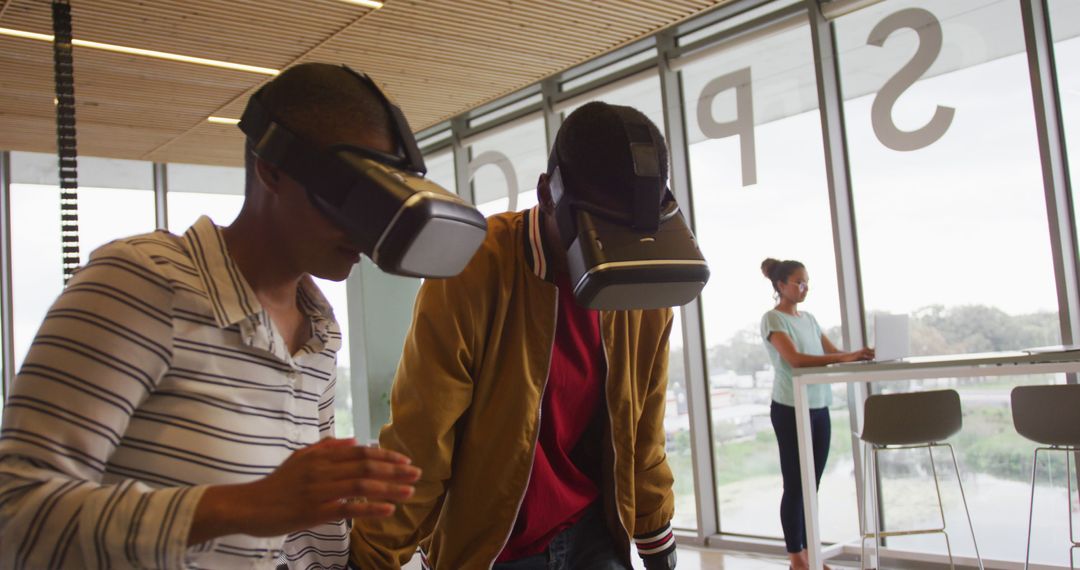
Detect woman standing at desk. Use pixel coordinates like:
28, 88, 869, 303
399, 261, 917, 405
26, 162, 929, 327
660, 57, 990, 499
760, 258, 873, 570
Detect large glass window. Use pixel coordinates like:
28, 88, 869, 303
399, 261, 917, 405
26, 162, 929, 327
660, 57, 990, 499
423, 149, 456, 196
561, 49, 656, 92
836, 0, 1064, 562
467, 115, 546, 216
10, 181, 63, 371
1050, 0, 1080, 238
680, 19, 858, 542
559, 71, 664, 135
167, 162, 245, 232
838, 0, 1058, 353
311, 275, 354, 438
664, 309, 698, 530
11, 153, 155, 370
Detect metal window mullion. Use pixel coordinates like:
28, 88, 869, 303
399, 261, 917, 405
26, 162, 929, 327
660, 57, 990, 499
153, 162, 168, 230
0, 151, 14, 403
450, 117, 473, 204
1021, 0, 1080, 384
556, 36, 657, 89
346, 270, 371, 443
541, 78, 561, 153
806, 0, 872, 559
657, 30, 719, 538
1021, 0, 1080, 498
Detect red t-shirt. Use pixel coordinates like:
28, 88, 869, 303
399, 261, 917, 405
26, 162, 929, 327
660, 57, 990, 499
496, 275, 604, 562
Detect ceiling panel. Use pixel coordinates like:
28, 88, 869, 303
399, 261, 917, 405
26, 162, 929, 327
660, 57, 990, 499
0, 0, 729, 166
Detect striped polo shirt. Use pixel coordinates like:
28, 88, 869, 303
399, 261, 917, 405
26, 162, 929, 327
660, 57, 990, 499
0, 216, 348, 569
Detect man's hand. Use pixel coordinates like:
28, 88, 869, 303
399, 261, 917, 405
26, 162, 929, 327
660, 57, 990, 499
189, 438, 421, 545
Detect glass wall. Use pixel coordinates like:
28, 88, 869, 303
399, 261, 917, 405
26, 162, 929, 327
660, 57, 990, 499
467, 115, 546, 216
10, 152, 156, 369
560, 71, 665, 130
678, 18, 857, 543
313, 275, 354, 438
0, 304, 3, 424
424, 148, 456, 196
665, 310, 699, 530
838, 0, 1059, 354
167, 162, 245, 231
1051, 0, 1080, 240
10, 180, 62, 371
835, 0, 1065, 562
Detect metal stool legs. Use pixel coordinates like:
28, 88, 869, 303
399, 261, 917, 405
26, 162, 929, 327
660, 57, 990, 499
860, 443, 983, 570
1072, 451, 1079, 570
1025, 446, 1080, 570
944, 443, 983, 569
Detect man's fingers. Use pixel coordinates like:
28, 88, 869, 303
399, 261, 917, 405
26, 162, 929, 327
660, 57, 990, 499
297, 437, 357, 457
319, 444, 412, 465
316, 460, 421, 483
311, 478, 416, 503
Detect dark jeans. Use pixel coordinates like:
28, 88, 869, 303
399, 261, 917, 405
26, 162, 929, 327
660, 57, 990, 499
771, 401, 831, 554
493, 504, 629, 570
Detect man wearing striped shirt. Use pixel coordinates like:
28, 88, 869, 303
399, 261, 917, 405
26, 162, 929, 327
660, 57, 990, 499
0, 63, 421, 568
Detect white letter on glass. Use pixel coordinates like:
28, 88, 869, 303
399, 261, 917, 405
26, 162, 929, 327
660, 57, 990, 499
868, 8, 955, 152
468, 151, 519, 212
697, 67, 756, 187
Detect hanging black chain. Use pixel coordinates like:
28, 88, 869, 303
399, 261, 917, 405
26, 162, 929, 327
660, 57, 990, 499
52, 0, 79, 283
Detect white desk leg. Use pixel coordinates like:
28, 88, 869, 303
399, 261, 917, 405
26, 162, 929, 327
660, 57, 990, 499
794, 379, 823, 570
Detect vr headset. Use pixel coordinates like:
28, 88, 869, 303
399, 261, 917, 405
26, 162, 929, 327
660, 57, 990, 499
239, 65, 487, 278
549, 110, 709, 310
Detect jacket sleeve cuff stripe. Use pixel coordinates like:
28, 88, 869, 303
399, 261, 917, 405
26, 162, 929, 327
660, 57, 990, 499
634, 522, 675, 556
634, 522, 672, 544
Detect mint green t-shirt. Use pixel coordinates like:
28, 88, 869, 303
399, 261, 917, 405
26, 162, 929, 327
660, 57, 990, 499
760, 310, 832, 408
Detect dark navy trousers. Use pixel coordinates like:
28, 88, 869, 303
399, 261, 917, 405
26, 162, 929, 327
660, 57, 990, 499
771, 401, 831, 554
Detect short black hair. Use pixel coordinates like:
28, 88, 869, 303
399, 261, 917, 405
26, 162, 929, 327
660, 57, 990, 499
243, 62, 395, 190
256, 62, 393, 147
549, 101, 669, 206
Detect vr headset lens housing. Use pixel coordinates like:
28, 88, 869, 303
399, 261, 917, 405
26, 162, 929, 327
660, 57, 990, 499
550, 110, 709, 310
239, 65, 487, 278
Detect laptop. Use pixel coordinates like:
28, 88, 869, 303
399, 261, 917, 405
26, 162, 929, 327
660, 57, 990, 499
827, 313, 910, 367
872, 313, 910, 362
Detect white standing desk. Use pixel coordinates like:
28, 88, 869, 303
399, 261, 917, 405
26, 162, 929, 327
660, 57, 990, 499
791, 350, 1080, 570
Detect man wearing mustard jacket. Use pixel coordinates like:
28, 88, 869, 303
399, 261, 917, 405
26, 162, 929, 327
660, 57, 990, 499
351, 102, 678, 570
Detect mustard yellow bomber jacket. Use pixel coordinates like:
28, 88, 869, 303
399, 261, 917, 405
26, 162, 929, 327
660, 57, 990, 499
350, 207, 676, 569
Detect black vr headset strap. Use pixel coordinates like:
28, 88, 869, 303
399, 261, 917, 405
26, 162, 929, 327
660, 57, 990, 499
387, 103, 426, 176
339, 65, 428, 176
549, 164, 580, 249
238, 87, 272, 143
613, 108, 664, 233
238, 91, 353, 205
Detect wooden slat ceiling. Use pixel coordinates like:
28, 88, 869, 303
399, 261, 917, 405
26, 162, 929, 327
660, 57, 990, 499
0, 0, 726, 166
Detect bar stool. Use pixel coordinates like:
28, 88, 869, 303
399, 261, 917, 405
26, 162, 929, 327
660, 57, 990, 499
859, 389, 983, 570
1011, 384, 1080, 570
